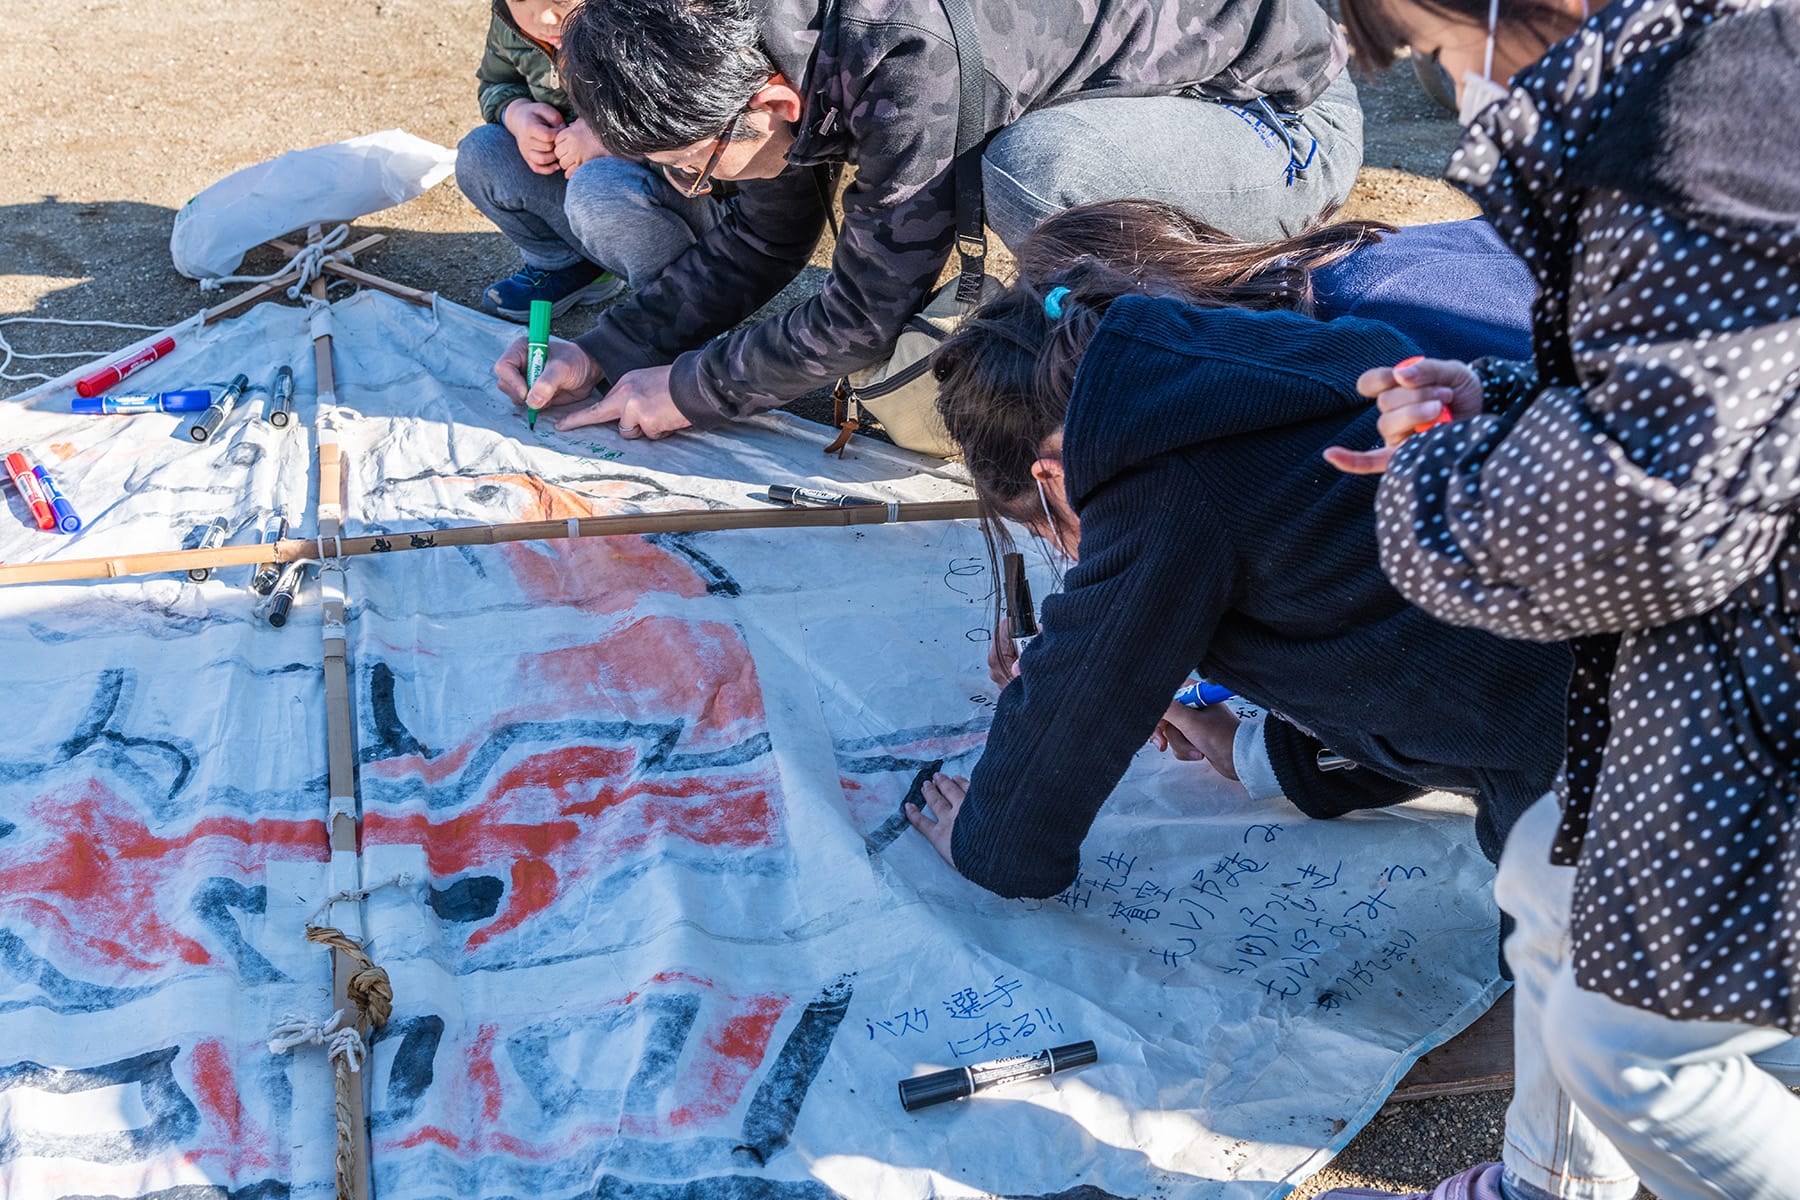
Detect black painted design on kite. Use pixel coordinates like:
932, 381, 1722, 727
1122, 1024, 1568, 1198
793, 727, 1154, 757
734, 973, 855, 1166
0, 930, 160, 1015
371, 1014, 444, 1125
644, 533, 743, 598
0, 1046, 198, 1166
362, 661, 433, 764
428, 875, 505, 923
864, 762, 942, 857
190, 878, 286, 984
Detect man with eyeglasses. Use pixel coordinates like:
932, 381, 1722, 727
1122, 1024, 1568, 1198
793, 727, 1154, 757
496, 0, 1363, 441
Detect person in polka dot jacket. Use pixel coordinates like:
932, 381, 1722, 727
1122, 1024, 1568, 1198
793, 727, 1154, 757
1322, 0, 1800, 1197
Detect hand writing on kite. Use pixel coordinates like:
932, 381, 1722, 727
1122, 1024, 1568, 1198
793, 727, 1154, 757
1322, 356, 1485, 475
495, 336, 605, 417
557, 365, 693, 439
905, 771, 968, 867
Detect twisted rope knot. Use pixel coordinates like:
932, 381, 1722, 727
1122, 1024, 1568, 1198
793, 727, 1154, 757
305, 924, 394, 1032
199, 223, 354, 297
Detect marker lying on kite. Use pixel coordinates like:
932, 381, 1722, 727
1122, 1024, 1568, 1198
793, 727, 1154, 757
898, 1041, 1098, 1112
71, 388, 212, 415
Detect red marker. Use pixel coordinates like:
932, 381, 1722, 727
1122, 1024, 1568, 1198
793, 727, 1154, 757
1396, 355, 1454, 434
74, 336, 177, 398
5, 452, 57, 531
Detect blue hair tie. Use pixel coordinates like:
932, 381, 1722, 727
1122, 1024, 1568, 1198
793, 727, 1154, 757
1043, 286, 1071, 319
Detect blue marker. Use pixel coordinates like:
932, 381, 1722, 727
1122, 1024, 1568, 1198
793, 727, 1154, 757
71, 389, 212, 415
30, 465, 81, 533
1175, 679, 1235, 709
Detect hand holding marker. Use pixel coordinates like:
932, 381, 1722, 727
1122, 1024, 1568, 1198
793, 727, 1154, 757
525, 300, 552, 430
1399, 355, 1453, 433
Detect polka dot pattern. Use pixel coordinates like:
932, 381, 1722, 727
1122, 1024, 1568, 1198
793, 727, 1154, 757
1373, 0, 1800, 1031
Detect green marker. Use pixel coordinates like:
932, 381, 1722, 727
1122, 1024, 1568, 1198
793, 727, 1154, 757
525, 299, 552, 430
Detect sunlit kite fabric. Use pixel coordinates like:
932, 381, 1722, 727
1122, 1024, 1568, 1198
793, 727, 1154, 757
0, 292, 1504, 1200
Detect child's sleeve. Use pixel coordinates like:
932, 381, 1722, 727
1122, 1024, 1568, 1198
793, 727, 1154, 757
477, 16, 533, 125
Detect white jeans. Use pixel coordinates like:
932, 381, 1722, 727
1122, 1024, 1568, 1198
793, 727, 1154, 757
1495, 794, 1800, 1200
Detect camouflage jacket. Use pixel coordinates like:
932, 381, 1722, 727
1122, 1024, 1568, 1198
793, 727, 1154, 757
476, 0, 571, 125
573, 0, 1347, 428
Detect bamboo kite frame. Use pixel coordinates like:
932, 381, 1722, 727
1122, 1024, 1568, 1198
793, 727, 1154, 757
0, 500, 985, 586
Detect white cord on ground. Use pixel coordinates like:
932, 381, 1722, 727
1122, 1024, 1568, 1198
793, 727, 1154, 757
0, 316, 170, 385
199, 223, 354, 299
268, 1009, 366, 1071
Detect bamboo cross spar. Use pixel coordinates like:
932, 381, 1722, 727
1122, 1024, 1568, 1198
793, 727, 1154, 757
0, 499, 985, 587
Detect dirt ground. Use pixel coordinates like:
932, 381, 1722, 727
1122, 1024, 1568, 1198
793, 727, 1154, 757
0, 2, 1547, 1194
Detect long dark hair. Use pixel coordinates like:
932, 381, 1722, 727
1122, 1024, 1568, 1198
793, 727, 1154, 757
1339, 0, 1582, 74
934, 199, 1391, 522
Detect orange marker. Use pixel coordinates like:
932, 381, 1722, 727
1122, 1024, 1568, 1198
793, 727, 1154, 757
1395, 355, 1453, 434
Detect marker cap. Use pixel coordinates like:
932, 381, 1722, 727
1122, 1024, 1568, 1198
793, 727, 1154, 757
897, 1066, 972, 1112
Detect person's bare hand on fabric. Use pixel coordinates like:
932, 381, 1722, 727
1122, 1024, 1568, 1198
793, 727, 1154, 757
556, 365, 693, 439
502, 100, 566, 175
1150, 701, 1240, 780
905, 772, 968, 867
1323, 356, 1484, 475
496, 337, 605, 419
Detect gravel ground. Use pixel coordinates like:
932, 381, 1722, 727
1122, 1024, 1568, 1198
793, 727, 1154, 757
0, 2, 1567, 1195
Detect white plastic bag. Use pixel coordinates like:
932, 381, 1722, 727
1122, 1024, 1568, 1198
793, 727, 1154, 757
170, 129, 456, 280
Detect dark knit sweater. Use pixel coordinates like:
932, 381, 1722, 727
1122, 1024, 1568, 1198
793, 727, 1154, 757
949, 297, 1572, 899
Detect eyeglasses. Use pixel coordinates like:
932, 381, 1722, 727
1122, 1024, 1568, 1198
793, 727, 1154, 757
660, 102, 751, 199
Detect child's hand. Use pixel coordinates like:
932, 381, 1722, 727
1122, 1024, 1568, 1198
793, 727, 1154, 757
1323, 356, 1485, 475
554, 119, 609, 175
904, 772, 968, 867
1150, 702, 1239, 779
503, 100, 567, 175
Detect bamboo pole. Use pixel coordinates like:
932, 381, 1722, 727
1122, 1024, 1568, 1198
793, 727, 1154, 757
308, 257, 376, 1200
0, 499, 984, 586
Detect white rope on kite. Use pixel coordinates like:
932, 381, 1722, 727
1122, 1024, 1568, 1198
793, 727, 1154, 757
303, 872, 417, 928
268, 1009, 367, 1072
199, 222, 354, 299
0, 315, 169, 385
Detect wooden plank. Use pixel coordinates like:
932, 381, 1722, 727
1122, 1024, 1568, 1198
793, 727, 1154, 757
322, 259, 434, 307
1391, 990, 1514, 1101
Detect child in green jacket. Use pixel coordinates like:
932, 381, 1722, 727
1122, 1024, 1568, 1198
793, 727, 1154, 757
458, 0, 724, 321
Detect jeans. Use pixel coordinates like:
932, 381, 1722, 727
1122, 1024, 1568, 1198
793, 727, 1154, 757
1495, 794, 1800, 1200
454, 122, 723, 286
980, 70, 1363, 249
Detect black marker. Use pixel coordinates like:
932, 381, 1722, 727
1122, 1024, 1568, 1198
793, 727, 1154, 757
268, 560, 309, 627
767, 483, 881, 508
191, 372, 250, 443
250, 514, 289, 595
898, 1040, 1097, 1112
186, 515, 231, 583
1002, 551, 1038, 656
267, 365, 294, 428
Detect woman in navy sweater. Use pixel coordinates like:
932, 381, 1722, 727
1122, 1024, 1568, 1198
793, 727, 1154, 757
902, 200, 1570, 899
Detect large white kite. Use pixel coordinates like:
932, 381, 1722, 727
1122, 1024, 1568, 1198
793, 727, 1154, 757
0, 291, 1503, 1200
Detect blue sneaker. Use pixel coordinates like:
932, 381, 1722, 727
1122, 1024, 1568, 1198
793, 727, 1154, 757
482, 261, 624, 322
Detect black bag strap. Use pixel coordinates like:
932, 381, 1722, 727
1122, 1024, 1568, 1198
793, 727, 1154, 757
937, 0, 989, 305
